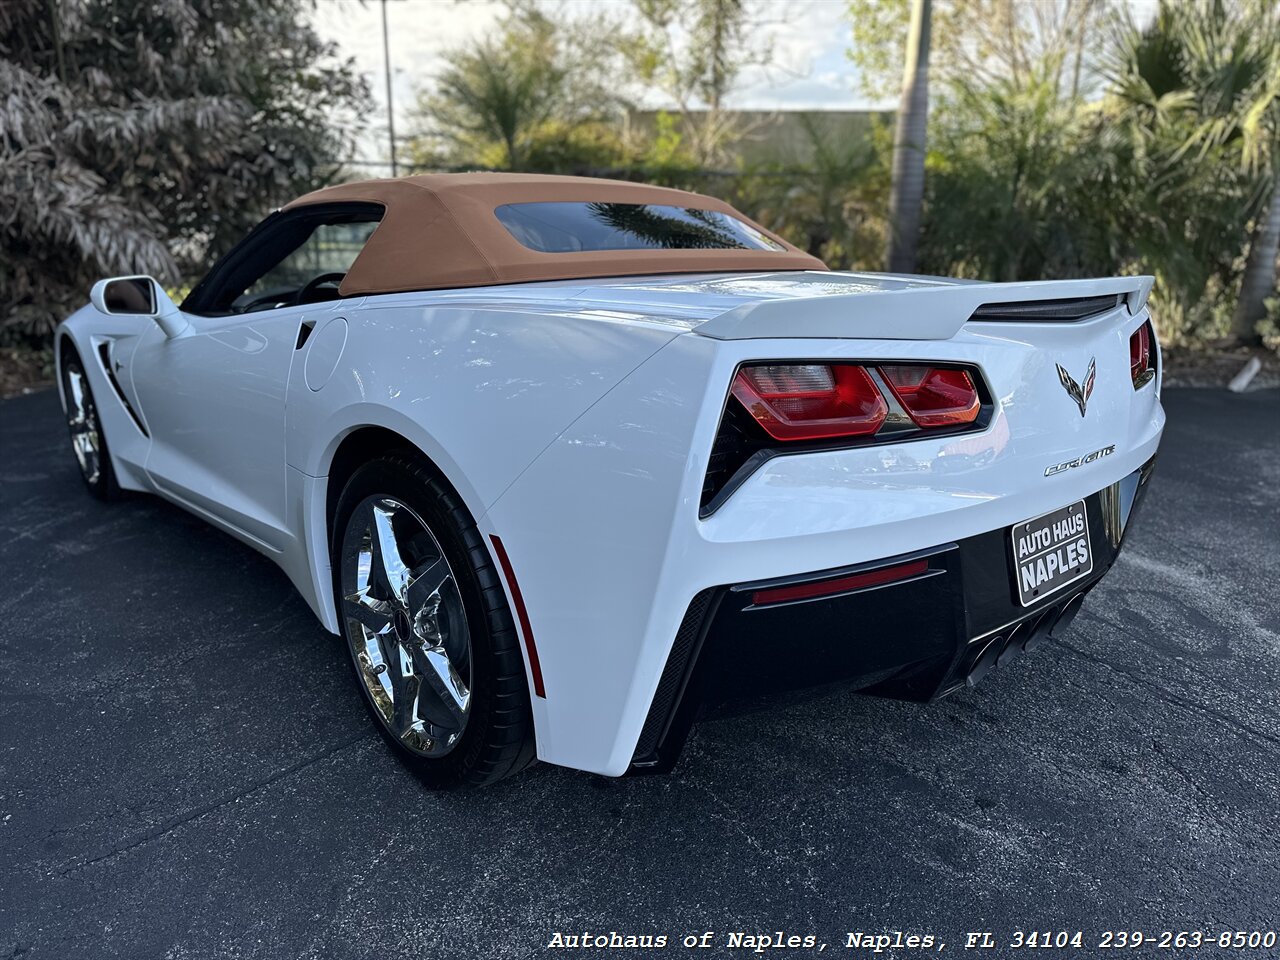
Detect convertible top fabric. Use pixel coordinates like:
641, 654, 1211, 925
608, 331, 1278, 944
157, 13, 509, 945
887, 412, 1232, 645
285, 173, 828, 297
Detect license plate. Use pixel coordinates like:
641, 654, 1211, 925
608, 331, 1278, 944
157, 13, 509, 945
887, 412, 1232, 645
1010, 500, 1093, 607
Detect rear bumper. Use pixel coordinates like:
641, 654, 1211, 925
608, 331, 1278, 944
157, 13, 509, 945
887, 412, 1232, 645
629, 457, 1156, 774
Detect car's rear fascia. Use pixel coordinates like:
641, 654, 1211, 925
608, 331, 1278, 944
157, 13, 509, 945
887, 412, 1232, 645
483, 304, 1164, 777
629, 457, 1156, 773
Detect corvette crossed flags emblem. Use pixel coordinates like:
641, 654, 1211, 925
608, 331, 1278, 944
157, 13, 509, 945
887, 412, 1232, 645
1056, 358, 1096, 417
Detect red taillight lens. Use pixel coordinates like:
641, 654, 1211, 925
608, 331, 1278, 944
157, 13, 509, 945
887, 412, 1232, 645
877, 366, 981, 427
731, 363, 887, 441
1130, 322, 1153, 388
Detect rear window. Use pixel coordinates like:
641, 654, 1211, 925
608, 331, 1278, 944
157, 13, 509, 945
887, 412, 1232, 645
494, 201, 784, 254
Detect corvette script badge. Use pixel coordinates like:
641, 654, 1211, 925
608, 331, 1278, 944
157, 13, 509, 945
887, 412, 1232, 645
1056, 357, 1096, 417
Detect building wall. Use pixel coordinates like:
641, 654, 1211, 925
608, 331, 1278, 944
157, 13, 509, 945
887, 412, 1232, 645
626, 109, 889, 166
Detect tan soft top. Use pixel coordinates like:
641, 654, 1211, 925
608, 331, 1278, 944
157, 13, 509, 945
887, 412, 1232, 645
285, 173, 827, 297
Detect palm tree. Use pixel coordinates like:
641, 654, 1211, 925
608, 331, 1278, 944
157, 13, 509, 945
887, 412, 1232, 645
427, 25, 567, 172
886, 0, 932, 273
1231, 18, 1280, 343
1109, 0, 1280, 344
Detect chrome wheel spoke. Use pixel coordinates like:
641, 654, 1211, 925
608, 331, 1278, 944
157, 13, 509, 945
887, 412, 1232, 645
387, 647, 422, 740
410, 642, 471, 725
66, 373, 87, 420
404, 557, 450, 613
343, 593, 395, 635
370, 502, 412, 602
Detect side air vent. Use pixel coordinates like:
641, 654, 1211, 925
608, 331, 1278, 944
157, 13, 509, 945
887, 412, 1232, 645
96, 342, 149, 437
968, 294, 1123, 323
630, 587, 719, 770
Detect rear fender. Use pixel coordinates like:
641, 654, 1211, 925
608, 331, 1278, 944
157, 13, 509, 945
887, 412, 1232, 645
284, 296, 680, 636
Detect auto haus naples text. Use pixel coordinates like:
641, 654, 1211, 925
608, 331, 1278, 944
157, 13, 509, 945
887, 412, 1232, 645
1015, 508, 1090, 595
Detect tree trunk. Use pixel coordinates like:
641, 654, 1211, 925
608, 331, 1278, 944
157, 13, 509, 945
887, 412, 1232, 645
886, 0, 932, 274
46, 0, 67, 83
1233, 178, 1280, 344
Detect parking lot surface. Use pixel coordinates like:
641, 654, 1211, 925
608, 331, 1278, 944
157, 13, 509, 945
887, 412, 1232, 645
1, 387, 1278, 958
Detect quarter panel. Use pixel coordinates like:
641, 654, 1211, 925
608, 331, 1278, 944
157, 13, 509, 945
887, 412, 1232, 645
285, 294, 680, 633
481, 333, 720, 774
286, 296, 680, 512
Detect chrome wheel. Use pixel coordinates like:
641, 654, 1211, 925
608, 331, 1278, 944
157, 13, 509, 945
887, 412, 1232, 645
63, 362, 101, 485
340, 496, 472, 757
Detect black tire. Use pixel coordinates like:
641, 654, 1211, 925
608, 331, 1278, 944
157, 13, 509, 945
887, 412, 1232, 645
60, 344, 120, 501
331, 452, 536, 789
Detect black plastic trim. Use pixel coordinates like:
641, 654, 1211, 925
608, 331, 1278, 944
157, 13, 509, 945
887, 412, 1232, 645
968, 294, 1123, 322
182, 202, 384, 316
296, 320, 316, 350
629, 587, 725, 772
96, 342, 148, 437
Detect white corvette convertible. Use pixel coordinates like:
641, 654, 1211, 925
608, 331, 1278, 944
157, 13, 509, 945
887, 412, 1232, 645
56, 173, 1163, 786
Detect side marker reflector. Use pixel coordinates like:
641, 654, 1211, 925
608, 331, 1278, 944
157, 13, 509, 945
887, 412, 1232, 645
751, 559, 930, 606
489, 534, 546, 699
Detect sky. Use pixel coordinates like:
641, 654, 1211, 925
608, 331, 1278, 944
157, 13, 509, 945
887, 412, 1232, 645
310, 0, 1161, 170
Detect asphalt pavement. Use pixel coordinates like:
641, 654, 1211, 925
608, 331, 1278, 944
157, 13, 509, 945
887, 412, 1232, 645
1, 387, 1278, 959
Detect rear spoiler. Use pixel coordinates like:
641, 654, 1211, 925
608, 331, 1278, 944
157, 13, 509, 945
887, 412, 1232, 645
695, 275, 1155, 341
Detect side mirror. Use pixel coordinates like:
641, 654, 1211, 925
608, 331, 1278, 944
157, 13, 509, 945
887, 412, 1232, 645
90, 275, 189, 339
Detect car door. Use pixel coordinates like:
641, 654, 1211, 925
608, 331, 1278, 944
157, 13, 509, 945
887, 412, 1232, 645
127, 204, 382, 552
128, 309, 303, 550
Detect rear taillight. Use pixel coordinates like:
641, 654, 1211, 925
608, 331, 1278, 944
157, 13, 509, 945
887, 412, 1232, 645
730, 363, 887, 441
704, 360, 989, 515
1130, 321, 1154, 389
730, 362, 985, 442
877, 366, 981, 427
